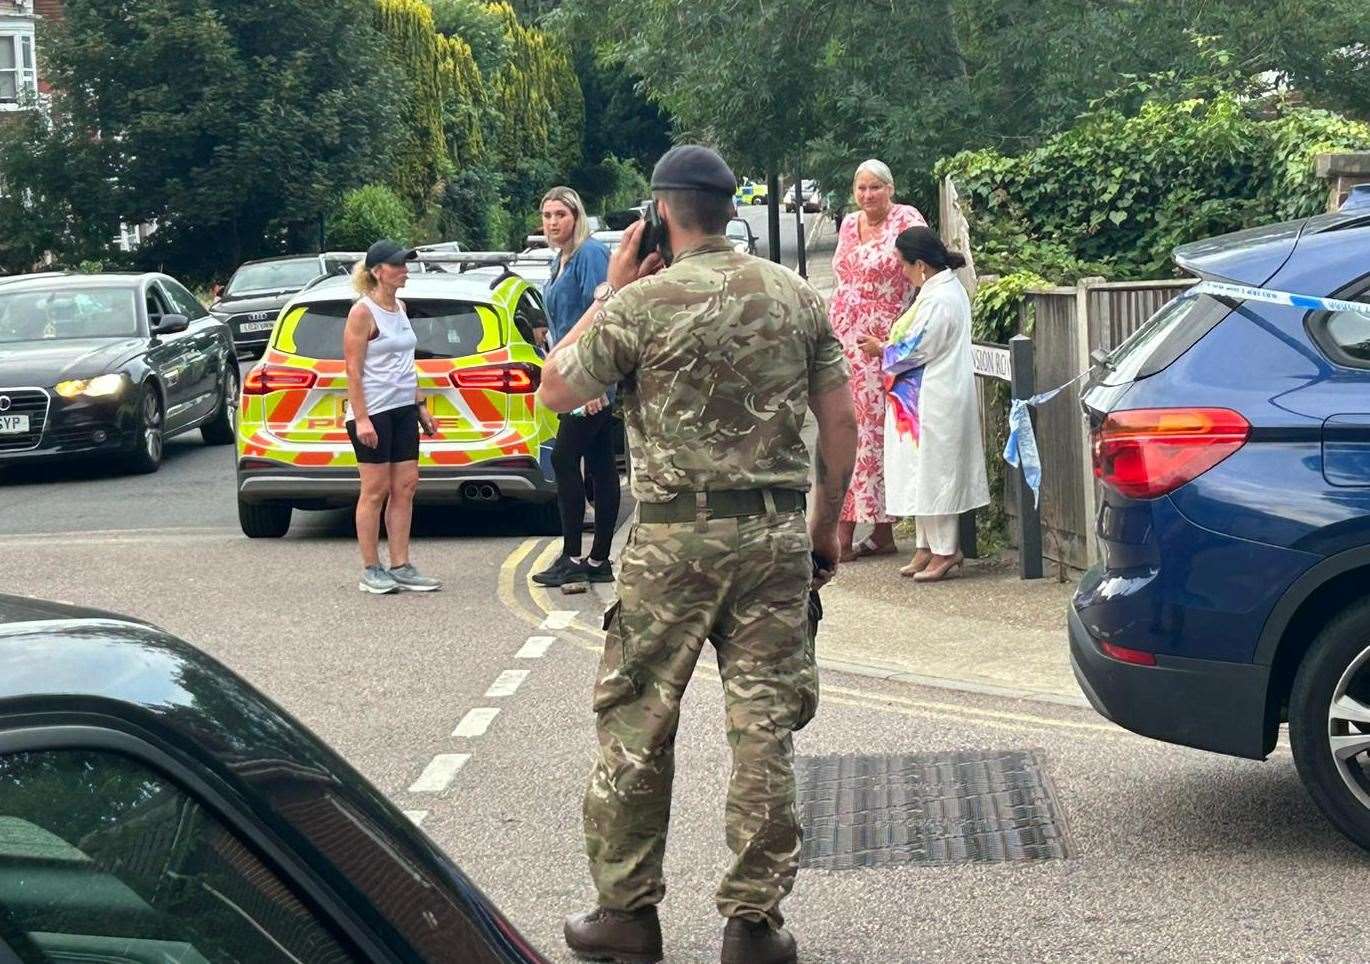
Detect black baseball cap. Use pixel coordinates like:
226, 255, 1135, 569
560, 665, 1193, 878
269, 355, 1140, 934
365, 239, 417, 269
650, 145, 737, 197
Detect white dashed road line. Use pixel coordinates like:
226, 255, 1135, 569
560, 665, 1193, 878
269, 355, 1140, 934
408, 753, 471, 793
403, 810, 429, 827
540, 611, 578, 630
516, 635, 557, 659
452, 707, 501, 738
485, 669, 531, 697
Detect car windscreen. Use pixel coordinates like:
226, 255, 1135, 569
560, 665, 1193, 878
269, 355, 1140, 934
287, 299, 494, 359
226, 259, 320, 296
726, 222, 749, 241
0, 287, 140, 343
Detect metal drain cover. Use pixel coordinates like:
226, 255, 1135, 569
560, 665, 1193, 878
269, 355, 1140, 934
794, 750, 1072, 870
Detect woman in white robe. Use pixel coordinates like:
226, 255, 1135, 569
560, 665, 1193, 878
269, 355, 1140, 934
858, 226, 988, 582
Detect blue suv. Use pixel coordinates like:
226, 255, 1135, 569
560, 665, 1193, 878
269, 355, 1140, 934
1070, 209, 1370, 850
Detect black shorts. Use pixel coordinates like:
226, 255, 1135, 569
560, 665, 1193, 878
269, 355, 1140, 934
346, 404, 420, 464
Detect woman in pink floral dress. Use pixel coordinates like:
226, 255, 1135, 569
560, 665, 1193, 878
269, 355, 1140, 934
828, 159, 927, 560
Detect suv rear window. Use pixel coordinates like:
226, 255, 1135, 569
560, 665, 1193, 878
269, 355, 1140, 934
287, 299, 492, 360
1101, 293, 1232, 386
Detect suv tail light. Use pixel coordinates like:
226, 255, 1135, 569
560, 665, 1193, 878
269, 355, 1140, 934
1092, 407, 1249, 499
451, 364, 539, 394
242, 365, 318, 395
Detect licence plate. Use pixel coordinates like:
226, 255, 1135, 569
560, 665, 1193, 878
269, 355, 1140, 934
0, 415, 30, 434
240, 320, 274, 333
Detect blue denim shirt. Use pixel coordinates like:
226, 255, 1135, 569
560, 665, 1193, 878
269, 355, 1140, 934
545, 238, 611, 346
545, 238, 613, 407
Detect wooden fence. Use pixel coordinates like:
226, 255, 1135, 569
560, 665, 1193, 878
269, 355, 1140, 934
1005, 278, 1197, 571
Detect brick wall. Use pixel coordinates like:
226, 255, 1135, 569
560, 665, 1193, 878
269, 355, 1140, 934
34, 0, 62, 21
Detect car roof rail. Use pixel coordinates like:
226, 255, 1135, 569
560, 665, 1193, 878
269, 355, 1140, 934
298, 272, 339, 292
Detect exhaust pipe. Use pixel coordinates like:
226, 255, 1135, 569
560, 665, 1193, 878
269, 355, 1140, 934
460, 482, 482, 502
478, 483, 499, 502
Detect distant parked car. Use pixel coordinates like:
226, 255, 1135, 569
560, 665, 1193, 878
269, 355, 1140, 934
784, 180, 823, 213
0, 593, 547, 962
1070, 209, 1370, 850
0, 273, 238, 474
210, 253, 362, 359
726, 217, 759, 255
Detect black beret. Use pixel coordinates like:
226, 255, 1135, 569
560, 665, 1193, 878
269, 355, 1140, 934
650, 145, 737, 197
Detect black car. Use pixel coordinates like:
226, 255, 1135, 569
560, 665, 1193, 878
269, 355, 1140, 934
0, 274, 238, 474
211, 254, 362, 359
0, 594, 547, 962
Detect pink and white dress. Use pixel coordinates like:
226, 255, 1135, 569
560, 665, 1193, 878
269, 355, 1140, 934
827, 203, 926, 523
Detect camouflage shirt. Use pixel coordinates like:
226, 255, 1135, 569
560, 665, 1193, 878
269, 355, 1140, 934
556, 238, 849, 503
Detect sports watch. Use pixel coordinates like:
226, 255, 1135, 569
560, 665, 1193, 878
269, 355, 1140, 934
592, 281, 616, 303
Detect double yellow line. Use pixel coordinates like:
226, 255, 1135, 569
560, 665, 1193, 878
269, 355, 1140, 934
496, 538, 1129, 740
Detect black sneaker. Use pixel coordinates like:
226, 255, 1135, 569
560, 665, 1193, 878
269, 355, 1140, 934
532, 554, 589, 587
584, 559, 615, 583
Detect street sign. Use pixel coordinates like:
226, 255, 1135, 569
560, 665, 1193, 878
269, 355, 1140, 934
972, 341, 1012, 382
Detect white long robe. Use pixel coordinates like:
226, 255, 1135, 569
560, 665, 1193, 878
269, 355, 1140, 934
882, 269, 990, 517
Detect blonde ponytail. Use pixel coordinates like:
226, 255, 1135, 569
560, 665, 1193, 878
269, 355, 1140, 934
351, 260, 376, 296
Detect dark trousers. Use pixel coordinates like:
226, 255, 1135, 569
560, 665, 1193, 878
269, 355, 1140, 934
551, 409, 620, 560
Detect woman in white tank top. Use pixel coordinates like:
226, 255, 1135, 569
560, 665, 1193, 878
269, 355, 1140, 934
342, 240, 442, 595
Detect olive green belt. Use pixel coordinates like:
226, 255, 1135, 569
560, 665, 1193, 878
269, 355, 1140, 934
637, 488, 806, 524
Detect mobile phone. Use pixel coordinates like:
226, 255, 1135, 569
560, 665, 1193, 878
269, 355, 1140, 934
635, 201, 671, 264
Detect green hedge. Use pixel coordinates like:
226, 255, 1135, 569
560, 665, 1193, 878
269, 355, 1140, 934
939, 94, 1370, 283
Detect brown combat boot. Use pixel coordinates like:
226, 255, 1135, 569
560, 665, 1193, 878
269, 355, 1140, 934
563, 905, 663, 963
720, 917, 798, 964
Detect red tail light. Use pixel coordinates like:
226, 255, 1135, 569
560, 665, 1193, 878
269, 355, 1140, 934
451, 364, 539, 394
242, 365, 318, 395
1092, 407, 1249, 499
1099, 640, 1158, 666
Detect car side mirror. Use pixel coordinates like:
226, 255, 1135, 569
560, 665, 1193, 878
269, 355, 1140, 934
153, 313, 189, 335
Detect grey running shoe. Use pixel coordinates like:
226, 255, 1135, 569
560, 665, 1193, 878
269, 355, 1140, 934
359, 565, 399, 594
389, 563, 442, 592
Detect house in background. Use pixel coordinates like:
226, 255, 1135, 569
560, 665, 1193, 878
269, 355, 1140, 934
0, 0, 59, 113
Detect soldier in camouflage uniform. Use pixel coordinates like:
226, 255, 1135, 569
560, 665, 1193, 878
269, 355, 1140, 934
538, 145, 858, 964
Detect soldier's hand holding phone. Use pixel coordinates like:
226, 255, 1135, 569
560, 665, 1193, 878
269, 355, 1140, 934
607, 220, 665, 296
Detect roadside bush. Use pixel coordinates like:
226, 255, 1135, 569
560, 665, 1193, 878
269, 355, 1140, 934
329, 185, 415, 250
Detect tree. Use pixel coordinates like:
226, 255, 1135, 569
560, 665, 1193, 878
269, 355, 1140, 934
565, 0, 1370, 226
428, 0, 509, 76
483, 1, 583, 243
437, 33, 487, 171
564, 0, 829, 179
572, 51, 672, 188
375, 0, 451, 216
0, 0, 402, 282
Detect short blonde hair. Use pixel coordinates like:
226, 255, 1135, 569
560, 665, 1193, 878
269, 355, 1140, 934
853, 159, 895, 196
351, 260, 378, 296
541, 186, 591, 255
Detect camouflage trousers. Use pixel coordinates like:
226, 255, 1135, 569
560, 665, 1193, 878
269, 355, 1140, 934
583, 509, 817, 927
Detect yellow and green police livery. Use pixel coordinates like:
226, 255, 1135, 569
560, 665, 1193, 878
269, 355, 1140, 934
234, 270, 560, 538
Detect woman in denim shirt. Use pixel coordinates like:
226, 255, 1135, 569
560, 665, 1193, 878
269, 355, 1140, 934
532, 186, 619, 588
